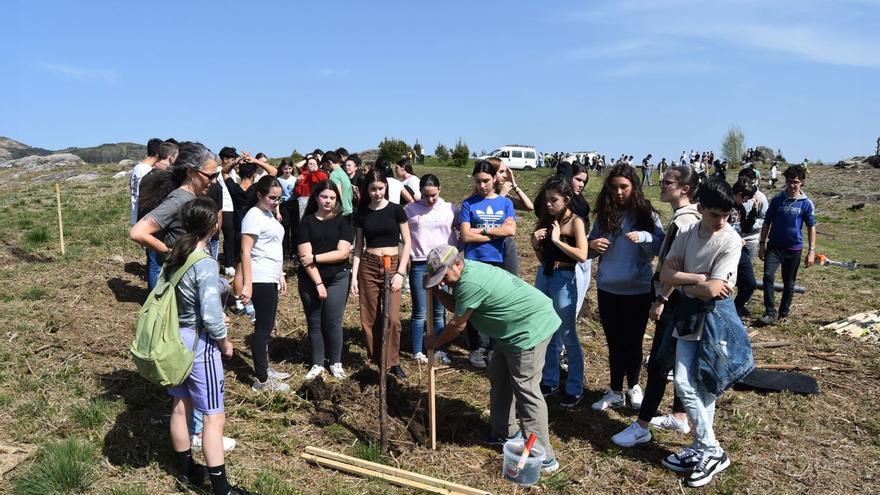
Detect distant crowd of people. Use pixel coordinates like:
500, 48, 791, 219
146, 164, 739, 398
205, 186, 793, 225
126, 137, 815, 492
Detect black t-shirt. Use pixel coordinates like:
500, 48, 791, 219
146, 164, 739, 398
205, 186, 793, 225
207, 182, 223, 241
570, 193, 590, 232
355, 202, 407, 248
225, 177, 251, 232
297, 214, 355, 281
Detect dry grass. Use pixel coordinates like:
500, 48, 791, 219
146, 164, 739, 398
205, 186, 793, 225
0, 163, 878, 494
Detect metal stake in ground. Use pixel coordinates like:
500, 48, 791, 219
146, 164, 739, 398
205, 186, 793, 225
426, 289, 437, 450
380, 254, 392, 453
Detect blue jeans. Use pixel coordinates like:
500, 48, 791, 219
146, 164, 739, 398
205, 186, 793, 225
146, 248, 161, 290
536, 268, 583, 396
409, 261, 446, 354
209, 238, 219, 260
574, 259, 592, 316
189, 410, 204, 436
734, 246, 757, 315
762, 246, 801, 317
674, 338, 720, 455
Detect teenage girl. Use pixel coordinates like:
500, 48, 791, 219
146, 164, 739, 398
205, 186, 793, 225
589, 164, 664, 412
395, 158, 421, 202
297, 180, 354, 381
405, 174, 457, 365
351, 169, 412, 379
459, 160, 517, 369
240, 176, 290, 392
166, 197, 255, 495
293, 155, 329, 219
532, 175, 588, 408
611, 165, 701, 447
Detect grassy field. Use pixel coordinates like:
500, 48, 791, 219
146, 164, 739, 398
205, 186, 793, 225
0, 162, 878, 494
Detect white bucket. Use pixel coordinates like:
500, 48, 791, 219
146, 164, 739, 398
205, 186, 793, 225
502, 438, 546, 485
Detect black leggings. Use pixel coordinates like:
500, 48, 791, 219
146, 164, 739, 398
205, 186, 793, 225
221, 211, 235, 268
251, 282, 279, 382
638, 295, 685, 422
597, 289, 652, 391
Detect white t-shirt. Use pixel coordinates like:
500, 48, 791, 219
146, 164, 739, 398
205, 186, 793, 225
241, 207, 284, 283
401, 175, 421, 201
218, 175, 234, 212
668, 221, 741, 287
387, 177, 403, 204
129, 162, 153, 224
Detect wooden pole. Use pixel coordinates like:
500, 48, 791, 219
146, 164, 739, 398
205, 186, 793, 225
426, 290, 437, 450
55, 181, 65, 256
379, 254, 393, 453
303, 447, 491, 495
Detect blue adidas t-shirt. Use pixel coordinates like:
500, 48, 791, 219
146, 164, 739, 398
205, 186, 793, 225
459, 194, 516, 263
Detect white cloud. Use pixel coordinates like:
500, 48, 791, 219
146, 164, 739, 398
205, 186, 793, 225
38, 63, 119, 83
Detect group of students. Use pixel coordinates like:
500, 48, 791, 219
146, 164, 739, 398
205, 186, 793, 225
127, 137, 816, 491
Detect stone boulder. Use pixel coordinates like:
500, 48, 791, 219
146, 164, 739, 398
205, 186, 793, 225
753, 146, 778, 163
113, 170, 131, 179
65, 173, 101, 182
119, 159, 136, 167
0, 153, 85, 171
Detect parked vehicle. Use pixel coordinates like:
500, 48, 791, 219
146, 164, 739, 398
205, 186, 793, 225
480, 145, 539, 170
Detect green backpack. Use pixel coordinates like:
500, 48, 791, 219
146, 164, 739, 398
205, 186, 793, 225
131, 250, 210, 387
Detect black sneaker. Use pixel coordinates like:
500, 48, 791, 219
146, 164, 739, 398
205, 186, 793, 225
389, 365, 407, 379
540, 384, 559, 398
662, 447, 701, 473
559, 391, 583, 409
478, 429, 522, 446
686, 451, 730, 487
176, 463, 209, 490
757, 313, 777, 326
229, 486, 262, 495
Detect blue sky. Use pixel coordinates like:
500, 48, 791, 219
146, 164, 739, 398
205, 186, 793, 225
3, 0, 878, 162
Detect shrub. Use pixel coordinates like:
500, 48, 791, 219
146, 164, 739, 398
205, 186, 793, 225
24, 227, 49, 246
12, 438, 98, 495
289, 149, 303, 164
721, 125, 745, 168
378, 138, 410, 162
452, 138, 470, 168
70, 398, 116, 430
435, 143, 450, 163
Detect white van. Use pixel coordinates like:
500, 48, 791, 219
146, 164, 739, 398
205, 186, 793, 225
480, 145, 539, 170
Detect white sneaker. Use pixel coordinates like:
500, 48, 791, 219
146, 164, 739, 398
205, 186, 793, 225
650, 414, 691, 434
591, 390, 625, 411
304, 364, 325, 381
224, 266, 235, 277
329, 363, 347, 380
627, 384, 644, 411
251, 376, 290, 392
267, 368, 290, 381
434, 351, 451, 366
687, 451, 730, 487
468, 350, 487, 369
611, 422, 652, 447
190, 434, 237, 452
413, 352, 429, 364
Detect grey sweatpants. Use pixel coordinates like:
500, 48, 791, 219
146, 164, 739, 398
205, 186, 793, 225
488, 336, 555, 460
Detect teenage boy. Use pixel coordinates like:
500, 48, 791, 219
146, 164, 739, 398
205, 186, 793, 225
218, 147, 240, 275
757, 165, 816, 326
322, 151, 353, 219
423, 245, 561, 474
659, 179, 755, 488
130, 138, 162, 225
730, 178, 759, 318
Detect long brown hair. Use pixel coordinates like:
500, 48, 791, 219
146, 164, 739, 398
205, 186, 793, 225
164, 197, 217, 279
594, 163, 658, 235
535, 174, 574, 231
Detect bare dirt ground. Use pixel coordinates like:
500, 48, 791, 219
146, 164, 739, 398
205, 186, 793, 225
0, 163, 878, 494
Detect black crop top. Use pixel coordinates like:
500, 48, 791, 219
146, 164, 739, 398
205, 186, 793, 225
355, 202, 407, 248
539, 224, 579, 275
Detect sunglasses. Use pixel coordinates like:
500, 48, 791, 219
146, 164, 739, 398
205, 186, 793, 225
196, 170, 220, 181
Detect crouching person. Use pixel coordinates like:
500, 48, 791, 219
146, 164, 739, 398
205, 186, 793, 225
658, 179, 755, 488
167, 197, 258, 495
422, 246, 561, 474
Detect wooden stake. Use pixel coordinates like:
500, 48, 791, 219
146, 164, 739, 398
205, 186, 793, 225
380, 254, 392, 453
426, 292, 437, 450
55, 181, 65, 256
303, 447, 490, 495
302, 453, 458, 494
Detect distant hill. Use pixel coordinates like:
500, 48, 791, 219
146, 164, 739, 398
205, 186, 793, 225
0, 136, 145, 164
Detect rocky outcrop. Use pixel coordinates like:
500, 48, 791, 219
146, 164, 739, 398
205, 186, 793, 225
0, 153, 85, 171
834, 156, 880, 169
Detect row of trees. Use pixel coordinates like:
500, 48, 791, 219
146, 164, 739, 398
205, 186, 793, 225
378, 137, 471, 167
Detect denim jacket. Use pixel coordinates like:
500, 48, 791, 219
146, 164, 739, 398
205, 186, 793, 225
697, 297, 755, 395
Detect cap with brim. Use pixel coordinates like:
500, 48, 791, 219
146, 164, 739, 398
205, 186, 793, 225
424, 245, 458, 288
